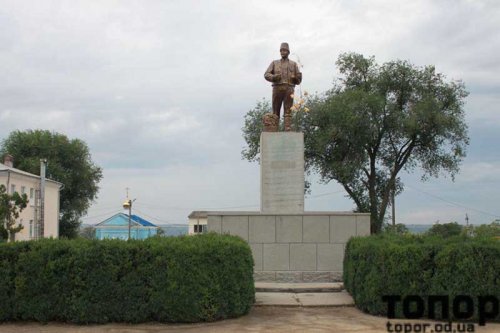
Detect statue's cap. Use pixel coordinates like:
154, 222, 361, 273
280, 42, 290, 51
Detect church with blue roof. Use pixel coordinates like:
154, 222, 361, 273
95, 213, 160, 240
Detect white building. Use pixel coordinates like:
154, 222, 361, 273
0, 155, 63, 241
188, 211, 208, 235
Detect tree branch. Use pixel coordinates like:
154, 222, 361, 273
343, 184, 364, 211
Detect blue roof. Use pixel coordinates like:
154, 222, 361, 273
130, 214, 156, 227
95, 213, 157, 228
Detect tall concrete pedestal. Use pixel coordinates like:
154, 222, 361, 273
260, 132, 304, 214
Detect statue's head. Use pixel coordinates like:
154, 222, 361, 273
280, 42, 290, 59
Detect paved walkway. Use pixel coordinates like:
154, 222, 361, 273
255, 291, 354, 307
1, 284, 498, 332
0, 307, 498, 333
255, 282, 344, 293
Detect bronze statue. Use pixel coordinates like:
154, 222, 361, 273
264, 42, 302, 131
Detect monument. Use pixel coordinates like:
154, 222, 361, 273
204, 43, 370, 282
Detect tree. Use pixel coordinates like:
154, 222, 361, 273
473, 220, 500, 238
78, 225, 96, 240
242, 53, 469, 233
1, 130, 103, 238
382, 223, 409, 235
0, 184, 28, 241
426, 222, 463, 238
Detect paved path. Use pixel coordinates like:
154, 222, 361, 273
255, 282, 344, 293
255, 291, 354, 307
255, 282, 354, 307
0, 307, 498, 333
1, 284, 497, 332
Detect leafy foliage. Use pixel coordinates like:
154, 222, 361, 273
0, 130, 103, 238
242, 99, 271, 162
242, 53, 469, 233
78, 225, 96, 240
0, 233, 254, 323
382, 223, 409, 235
344, 234, 500, 322
473, 220, 500, 239
0, 184, 28, 242
425, 222, 463, 238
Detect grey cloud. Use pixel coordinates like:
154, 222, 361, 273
1, 0, 499, 226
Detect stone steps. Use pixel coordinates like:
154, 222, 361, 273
255, 282, 344, 293
254, 282, 354, 307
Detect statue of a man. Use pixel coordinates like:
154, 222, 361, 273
264, 42, 302, 131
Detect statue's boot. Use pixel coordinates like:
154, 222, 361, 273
284, 115, 292, 132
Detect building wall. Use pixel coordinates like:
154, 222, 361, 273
42, 181, 60, 239
95, 227, 158, 240
0, 172, 60, 241
208, 212, 371, 282
188, 217, 207, 235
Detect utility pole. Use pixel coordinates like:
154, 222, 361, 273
39, 159, 47, 239
127, 200, 131, 240
123, 193, 135, 240
465, 213, 469, 226
34, 189, 39, 240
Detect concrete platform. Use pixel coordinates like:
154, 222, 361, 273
255, 282, 344, 293
254, 282, 352, 307
254, 291, 354, 307
208, 212, 370, 282
1, 307, 499, 333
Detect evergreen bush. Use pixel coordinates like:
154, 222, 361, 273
0, 233, 254, 323
344, 235, 499, 323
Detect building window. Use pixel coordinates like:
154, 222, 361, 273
21, 186, 26, 195
29, 220, 33, 239
10, 184, 16, 194
30, 188, 34, 199
194, 224, 207, 234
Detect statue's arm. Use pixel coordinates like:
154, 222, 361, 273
264, 61, 278, 82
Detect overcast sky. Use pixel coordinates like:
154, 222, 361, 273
1, 0, 499, 226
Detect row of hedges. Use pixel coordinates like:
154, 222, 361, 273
0, 233, 255, 323
344, 235, 499, 324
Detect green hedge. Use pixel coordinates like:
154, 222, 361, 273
344, 235, 500, 323
0, 233, 255, 323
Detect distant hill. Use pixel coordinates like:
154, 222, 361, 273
406, 224, 433, 234
405, 223, 489, 234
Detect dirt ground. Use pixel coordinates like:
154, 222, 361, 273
0, 306, 498, 333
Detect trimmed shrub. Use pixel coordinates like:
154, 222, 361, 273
344, 235, 500, 323
0, 233, 254, 323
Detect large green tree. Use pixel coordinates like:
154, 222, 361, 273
242, 53, 469, 233
1, 130, 103, 238
0, 184, 28, 241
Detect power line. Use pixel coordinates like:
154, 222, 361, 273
81, 209, 122, 221
86, 205, 123, 213
407, 184, 500, 219
308, 190, 345, 198
198, 204, 259, 210
134, 201, 188, 210
133, 190, 344, 212
133, 208, 185, 225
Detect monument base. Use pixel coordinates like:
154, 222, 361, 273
207, 211, 370, 282
260, 132, 305, 214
